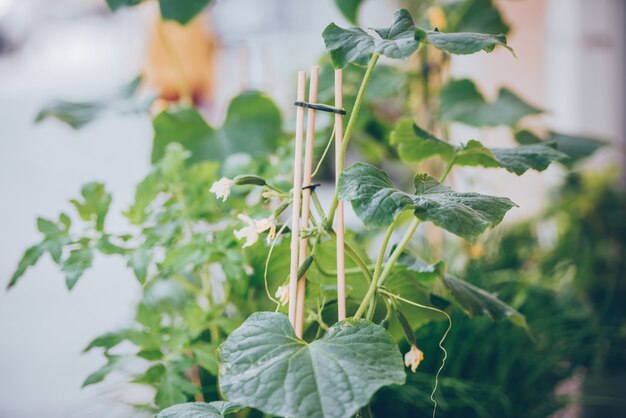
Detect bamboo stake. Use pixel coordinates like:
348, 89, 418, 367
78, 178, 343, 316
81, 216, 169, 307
295, 66, 319, 338
335, 69, 347, 321
288, 71, 306, 328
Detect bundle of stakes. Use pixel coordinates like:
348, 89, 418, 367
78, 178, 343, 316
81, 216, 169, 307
288, 66, 347, 337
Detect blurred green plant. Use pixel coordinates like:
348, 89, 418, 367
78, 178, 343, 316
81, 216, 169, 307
7, 0, 612, 417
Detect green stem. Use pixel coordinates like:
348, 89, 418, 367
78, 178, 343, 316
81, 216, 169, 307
365, 215, 401, 319
439, 155, 457, 183
354, 217, 420, 319
311, 191, 327, 224
325, 54, 380, 229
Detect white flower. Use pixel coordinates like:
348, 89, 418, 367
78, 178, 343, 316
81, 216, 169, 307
210, 177, 234, 201
404, 345, 424, 373
255, 216, 277, 242
275, 285, 289, 306
234, 214, 259, 248
233, 215, 277, 248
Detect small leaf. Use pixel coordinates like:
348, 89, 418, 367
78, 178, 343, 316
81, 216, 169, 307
440, 79, 542, 127
84, 331, 127, 352
397, 253, 445, 283
127, 246, 151, 284
70, 182, 112, 231
155, 367, 199, 408
515, 130, 606, 165
62, 245, 94, 290
35, 76, 152, 129
158, 0, 212, 24
157, 401, 242, 418
219, 312, 405, 418
443, 273, 527, 329
423, 30, 514, 56
335, 0, 364, 25
8, 244, 45, 289
82, 355, 125, 387
490, 144, 567, 175
339, 162, 516, 240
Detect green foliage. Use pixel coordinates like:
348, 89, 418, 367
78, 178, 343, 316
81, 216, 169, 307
515, 129, 607, 165
339, 162, 516, 240
440, 79, 542, 127
335, 0, 364, 25
157, 401, 242, 418
444, 0, 510, 34
420, 30, 513, 56
323, 9, 512, 68
218, 312, 405, 418
391, 119, 568, 174
106, 0, 213, 24
152, 91, 284, 164
35, 76, 154, 129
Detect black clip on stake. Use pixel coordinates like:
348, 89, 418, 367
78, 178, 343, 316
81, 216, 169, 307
294, 101, 347, 116
302, 183, 321, 191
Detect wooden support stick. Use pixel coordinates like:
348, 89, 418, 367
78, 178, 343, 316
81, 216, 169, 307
335, 69, 347, 321
295, 66, 319, 338
288, 71, 306, 328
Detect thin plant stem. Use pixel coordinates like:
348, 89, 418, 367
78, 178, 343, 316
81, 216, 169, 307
325, 54, 380, 229
354, 216, 420, 319
379, 288, 452, 418
311, 129, 335, 179
365, 215, 401, 319
156, 19, 192, 106
264, 221, 290, 306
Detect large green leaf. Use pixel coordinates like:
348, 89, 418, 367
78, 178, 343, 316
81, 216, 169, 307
152, 107, 218, 164
159, 0, 212, 24
323, 9, 513, 68
440, 79, 542, 127
421, 30, 513, 56
338, 162, 516, 240
36, 76, 153, 129
442, 273, 527, 329
157, 402, 242, 418
391, 119, 565, 174
218, 312, 405, 418
152, 91, 283, 164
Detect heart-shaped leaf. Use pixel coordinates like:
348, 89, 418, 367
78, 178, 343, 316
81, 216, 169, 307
218, 312, 405, 418
515, 129, 606, 165
440, 79, 542, 127
152, 91, 283, 164
338, 162, 516, 241
323, 9, 513, 68
156, 401, 242, 418
391, 119, 567, 175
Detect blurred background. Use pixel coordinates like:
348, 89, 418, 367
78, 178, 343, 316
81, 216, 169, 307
0, 0, 624, 417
